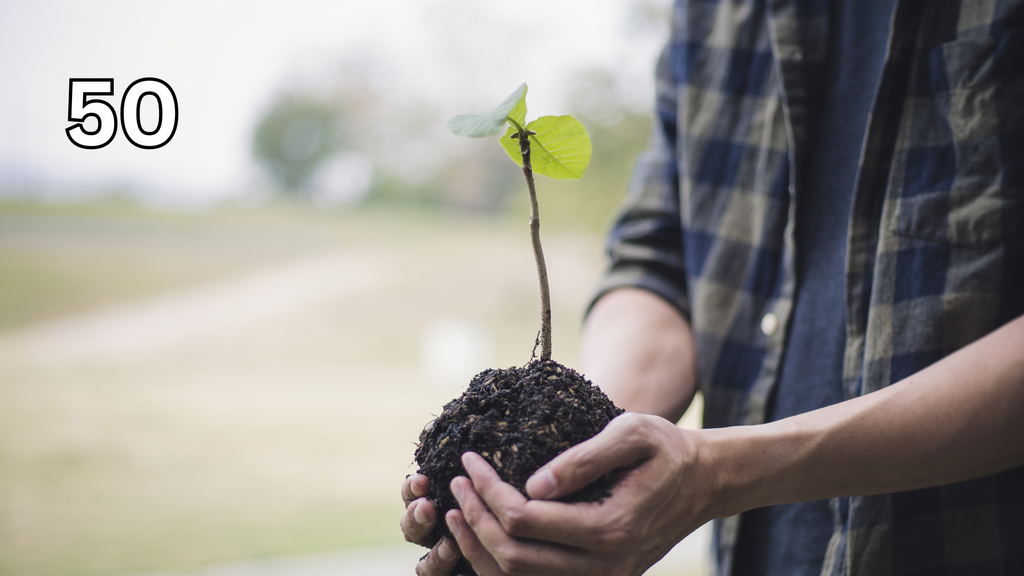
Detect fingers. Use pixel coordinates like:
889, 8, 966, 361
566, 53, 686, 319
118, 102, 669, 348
450, 475, 602, 576
445, 509, 505, 576
405, 472, 463, 574
444, 416, 688, 574
460, 453, 545, 539
461, 452, 613, 549
414, 534, 461, 576
461, 451, 529, 512
402, 473, 439, 547
404, 473, 430, 505
402, 497, 440, 546
526, 413, 654, 500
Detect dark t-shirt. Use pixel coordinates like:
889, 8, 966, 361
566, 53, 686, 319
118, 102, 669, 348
732, 1, 897, 574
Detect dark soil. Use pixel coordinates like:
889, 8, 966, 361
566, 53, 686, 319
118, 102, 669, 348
414, 359, 624, 575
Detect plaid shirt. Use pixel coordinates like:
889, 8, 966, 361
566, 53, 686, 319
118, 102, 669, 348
594, 0, 1024, 574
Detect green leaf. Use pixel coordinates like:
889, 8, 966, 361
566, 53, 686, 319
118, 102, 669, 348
500, 115, 592, 180
506, 87, 527, 131
446, 83, 527, 138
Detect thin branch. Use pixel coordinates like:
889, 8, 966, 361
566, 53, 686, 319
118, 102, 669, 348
513, 131, 552, 361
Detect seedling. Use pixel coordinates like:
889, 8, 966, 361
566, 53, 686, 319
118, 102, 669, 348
446, 83, 592, 360
414, 85, 616, 576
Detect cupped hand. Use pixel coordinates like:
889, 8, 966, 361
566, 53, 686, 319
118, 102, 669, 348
446, 412, 717, 576
401, 473, 463, 575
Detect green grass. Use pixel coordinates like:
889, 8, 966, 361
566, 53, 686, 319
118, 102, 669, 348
0, 500, 403, 576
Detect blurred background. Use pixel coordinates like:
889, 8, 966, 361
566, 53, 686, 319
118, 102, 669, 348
0, 1, 708, 574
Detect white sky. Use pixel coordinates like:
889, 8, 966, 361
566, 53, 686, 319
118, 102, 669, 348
0, 0, 669, 204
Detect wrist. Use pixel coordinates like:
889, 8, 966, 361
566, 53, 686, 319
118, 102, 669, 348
696, 426, 751, 520
697, 418, 816, 520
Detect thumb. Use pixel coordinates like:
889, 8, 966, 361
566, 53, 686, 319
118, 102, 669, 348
526, 413, 654, 500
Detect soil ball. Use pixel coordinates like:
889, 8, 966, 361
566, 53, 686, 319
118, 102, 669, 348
414, 359, 624, 575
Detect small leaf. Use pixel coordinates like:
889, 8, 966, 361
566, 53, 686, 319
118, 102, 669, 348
446, 83, 527, 138
501, 115, 592, 180
446, 113, 506, 138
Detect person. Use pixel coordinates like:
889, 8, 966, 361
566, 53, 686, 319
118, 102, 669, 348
401, 1, 1024, 574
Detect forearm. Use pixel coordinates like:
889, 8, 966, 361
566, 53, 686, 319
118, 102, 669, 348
704, 314, 1024, 519
581, 288, 697, 422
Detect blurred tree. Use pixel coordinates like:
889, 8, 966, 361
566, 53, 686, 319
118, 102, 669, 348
252, 59, 461, 209
626, 0, 672, 38
252, 96, 343, 195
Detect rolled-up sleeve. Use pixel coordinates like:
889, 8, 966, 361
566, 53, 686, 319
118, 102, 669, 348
588, 47, 690, 321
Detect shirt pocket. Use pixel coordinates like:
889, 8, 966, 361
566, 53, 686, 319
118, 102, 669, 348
892, 30, 1024, 247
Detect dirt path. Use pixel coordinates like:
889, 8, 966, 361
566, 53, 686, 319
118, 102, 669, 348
0, 248, 393, 365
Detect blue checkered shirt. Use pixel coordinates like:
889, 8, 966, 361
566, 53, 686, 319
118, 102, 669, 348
593, 1, 1024, 574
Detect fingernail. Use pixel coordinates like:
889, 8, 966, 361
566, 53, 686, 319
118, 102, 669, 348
447, 515, 462, 539
413, 501, 428, 525
451, 478, 464, 504
461, 452, 476, 475
438, 537, 456, 560
411, 475, 426, 498
527, 469, 556, 499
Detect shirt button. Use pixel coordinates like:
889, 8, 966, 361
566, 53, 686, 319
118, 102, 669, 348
793, 51, 804, 62
761, 312, 779, 336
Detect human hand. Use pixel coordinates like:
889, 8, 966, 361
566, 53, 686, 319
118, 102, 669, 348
445, 413, 716, 576
401, 472, 463, 575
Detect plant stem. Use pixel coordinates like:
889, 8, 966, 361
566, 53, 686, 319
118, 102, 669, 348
516, 132, 552, 361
